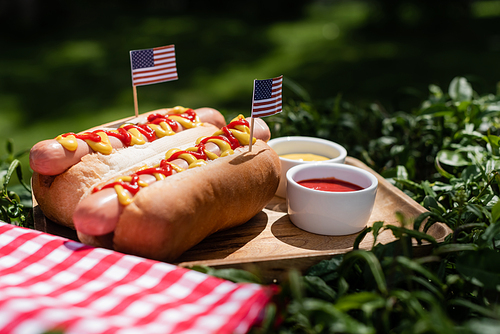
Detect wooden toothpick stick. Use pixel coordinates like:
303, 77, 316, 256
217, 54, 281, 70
248, 117, 255, 152
132, 85, 139, 117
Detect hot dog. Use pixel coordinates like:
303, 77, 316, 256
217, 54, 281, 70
30, 106, 226, 176
31, 106, 228, 228
73, 115, 280, 262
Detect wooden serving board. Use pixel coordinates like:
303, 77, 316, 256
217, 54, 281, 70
32, 157, 452, 283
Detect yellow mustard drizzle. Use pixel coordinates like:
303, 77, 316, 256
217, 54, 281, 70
170, 106, 188, 114
55, 134, 78, 151
212, 122, 256, 146
55, 106, 200, 154
148, 122, 175, 138
114, 185, 132, 205
111, 114, 253, 205
206, 138, 233, 157
153, 173, 166, 181
164, 148, 207, 170
167, 162, 184, 173
85, 132, 113, 155
169, 115, 200, 129
113, 175, 149, 205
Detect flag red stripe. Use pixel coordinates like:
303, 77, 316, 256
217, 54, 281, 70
252, 110, 281, 117
134, 72, 178, 81
154, 53, 175, 59
154, 57, 176, 63
153, 45, 175, 51
132, 67, 177, 79
134, 76, 179, 86
253, 104, 282, 112
253, 97, 282, 107
132, 62, 176, 74
252, 106, 282, 114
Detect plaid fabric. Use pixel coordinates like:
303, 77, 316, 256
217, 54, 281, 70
0, 222, 272, 334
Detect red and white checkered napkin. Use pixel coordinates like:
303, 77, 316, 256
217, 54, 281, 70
0, 222, 272, 334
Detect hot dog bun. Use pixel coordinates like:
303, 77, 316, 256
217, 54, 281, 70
32, 123, 220, 228
77, 139, 280, 262
30, 107, 226, 176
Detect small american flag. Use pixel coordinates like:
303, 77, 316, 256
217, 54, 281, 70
251, 75, 283, 118
130, 45, 178, 86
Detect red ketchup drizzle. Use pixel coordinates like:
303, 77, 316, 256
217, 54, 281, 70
147, 113, 180, 132
105, 127, 132, 146
135, 160, 175, 177
123, 124, 156, 142
93, 161, 174, 194
298, 178, 364, 192
167, 148, 207, 162
93, 116, 250, 196
60, 109, 196, 145
61, 131, 102, 142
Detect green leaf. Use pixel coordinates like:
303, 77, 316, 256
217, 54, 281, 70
335, 291, 385, 313
449, 76, 473, 102
342, 250, 387, 295
353, 226, 372, 250
287, 298, 376, 334
3, 159, 20, 191
479, 221, 500, 248
409, 276, 445, 300
384, 225, 437, 245
288, 269, 304, 301
428, 84, 443, 100
0, 206, 10, 223
394, 178, 423, 193
189, 265, 261, 284
465, 203, 489, 220
437, 149, 471, 167
395, 256, 445, 290
463, 318, 500, 334
14, 161, 31, 193
371, 221, 384, 246
421, 181, 437, 197
485, 135, 500, 155
491, 200, 500, 224
455, 248, 500, 290
433, 243, 479, 256
306, 255, 343, 284
413, 211, 441, 231
435, 158, 455, 179
422, 195, 446, 214
303, 276, 337, 302
396, 165, 409, 180
449, 299, 500, 319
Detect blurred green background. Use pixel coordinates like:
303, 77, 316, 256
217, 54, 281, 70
1, 0, 500, 177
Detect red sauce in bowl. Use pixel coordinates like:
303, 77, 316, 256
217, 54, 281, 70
297, 177, 364, 192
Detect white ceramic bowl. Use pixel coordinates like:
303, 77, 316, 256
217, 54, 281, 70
267, 136, 347, 198
286, 163, 378, 236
